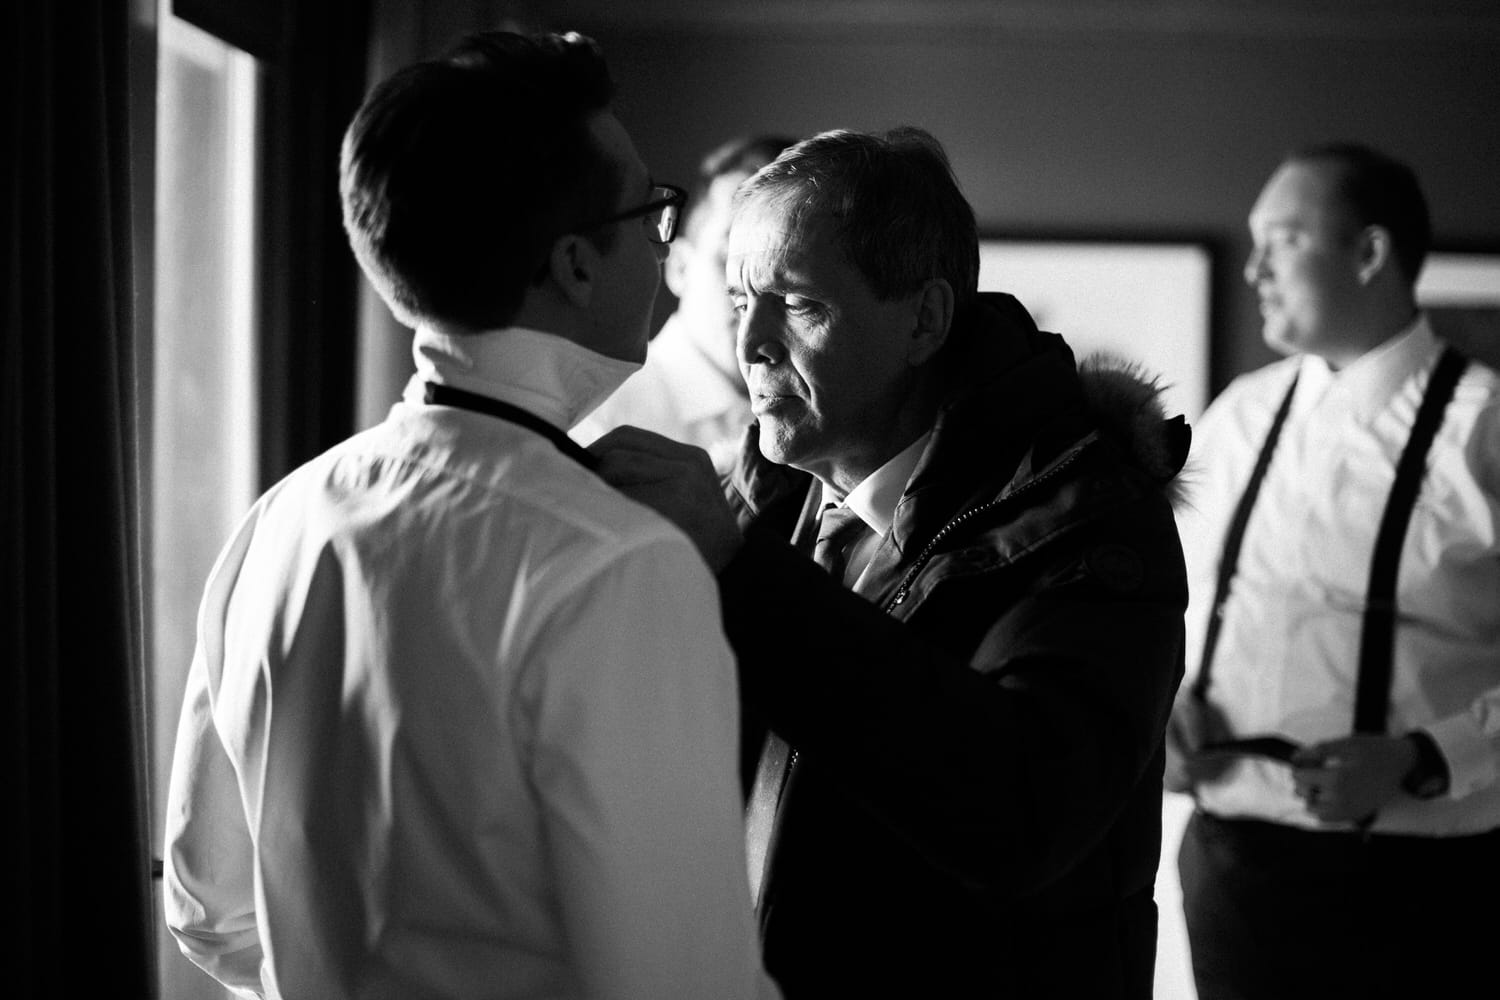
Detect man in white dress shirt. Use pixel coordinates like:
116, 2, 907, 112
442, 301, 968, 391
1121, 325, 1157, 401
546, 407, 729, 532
574, 134, 797, 474
1166, 142, 1500, 1000
162, 30, 779, 1000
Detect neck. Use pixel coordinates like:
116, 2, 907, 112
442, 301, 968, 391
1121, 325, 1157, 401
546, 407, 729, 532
1319, 303, 1419, 371
811, 388, 940, 497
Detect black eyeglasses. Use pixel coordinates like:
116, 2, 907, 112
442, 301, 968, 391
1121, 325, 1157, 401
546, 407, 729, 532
599, 183, 686, 244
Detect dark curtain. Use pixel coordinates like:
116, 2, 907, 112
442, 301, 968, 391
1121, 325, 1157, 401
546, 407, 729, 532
1, 1, 154, 997
251, 0, 374, 483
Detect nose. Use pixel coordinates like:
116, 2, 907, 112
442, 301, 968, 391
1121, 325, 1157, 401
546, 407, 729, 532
736, 297, 786, 368
1243, 244, 1267, 287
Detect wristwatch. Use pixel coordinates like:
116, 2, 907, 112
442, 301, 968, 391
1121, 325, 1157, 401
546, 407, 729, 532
1400, 730, 1450, 800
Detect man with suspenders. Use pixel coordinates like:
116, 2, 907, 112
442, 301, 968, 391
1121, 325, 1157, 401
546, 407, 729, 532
1166, 143, 1500, 999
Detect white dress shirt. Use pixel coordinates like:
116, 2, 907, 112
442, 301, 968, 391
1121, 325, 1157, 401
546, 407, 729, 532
164, 325, 779, 1000
820, 432, 931, 589
571, 311, 752, 474
1179, 316, 1500, 835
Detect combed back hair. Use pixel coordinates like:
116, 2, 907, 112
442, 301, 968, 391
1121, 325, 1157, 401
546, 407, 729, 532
340, 30, 620, 330
1287, 141, 1432, 285
681, 133, 799, 241
734, 126, 980, 311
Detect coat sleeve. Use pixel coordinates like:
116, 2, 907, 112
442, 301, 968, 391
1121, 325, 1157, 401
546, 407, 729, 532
720, 491, 1187, 897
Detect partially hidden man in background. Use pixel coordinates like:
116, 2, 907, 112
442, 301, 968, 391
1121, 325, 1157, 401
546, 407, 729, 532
594, 127, 1190, 998
574, 133, 799, 474
1166, 142, 1500, 1000
162, 30, 779, 1000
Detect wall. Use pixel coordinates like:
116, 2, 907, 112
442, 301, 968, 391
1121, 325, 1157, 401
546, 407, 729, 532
538, 0, 1500, 397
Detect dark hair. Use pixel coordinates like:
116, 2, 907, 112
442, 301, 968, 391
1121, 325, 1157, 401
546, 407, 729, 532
1286, 141, 1431, 284
735, 127, 979, 312
681, 133, 798, 241
340, 31, 620, 329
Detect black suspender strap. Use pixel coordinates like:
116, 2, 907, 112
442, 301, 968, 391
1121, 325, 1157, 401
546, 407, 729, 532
1352, 346, 1469, 733
422, 381, 600, 471
1192, 371, 1300, 699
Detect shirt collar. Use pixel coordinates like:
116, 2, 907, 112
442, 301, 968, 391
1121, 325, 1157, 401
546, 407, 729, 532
1296, 313, 1436, 423
405, 324, 642, 432
822, 431, 933, 538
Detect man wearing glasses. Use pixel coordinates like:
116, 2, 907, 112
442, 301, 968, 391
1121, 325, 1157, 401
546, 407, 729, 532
162, 30, 779, 1000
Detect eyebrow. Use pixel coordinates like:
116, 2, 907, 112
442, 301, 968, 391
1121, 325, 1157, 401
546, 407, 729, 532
727, 240, 808, 295
728, 269, 807, 298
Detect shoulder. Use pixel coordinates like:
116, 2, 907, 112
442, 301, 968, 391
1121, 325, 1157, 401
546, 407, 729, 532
1191, 355, 1302, 452
293, 414, 706, 599
510, 455, 706, 580
1208, 354, 1303, 416
1437, 349, 1500, 492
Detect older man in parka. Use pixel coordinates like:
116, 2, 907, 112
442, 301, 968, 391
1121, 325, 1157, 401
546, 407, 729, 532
593, 126, 1188, 1000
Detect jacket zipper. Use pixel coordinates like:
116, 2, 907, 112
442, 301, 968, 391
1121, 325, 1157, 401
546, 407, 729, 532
882, 435, 1095, 613
775, 436, 1095, 876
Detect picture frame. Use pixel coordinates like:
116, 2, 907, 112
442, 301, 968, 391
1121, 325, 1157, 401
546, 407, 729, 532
1417, 251, 1500, 370
977, 238, 1213, 420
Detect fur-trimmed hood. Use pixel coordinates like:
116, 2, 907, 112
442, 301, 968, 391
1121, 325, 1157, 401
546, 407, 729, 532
1076, 354, 1191, 509
909, 292, 1191, 517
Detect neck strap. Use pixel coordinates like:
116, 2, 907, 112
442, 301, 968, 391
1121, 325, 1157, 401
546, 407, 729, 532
422, 382, 599, 471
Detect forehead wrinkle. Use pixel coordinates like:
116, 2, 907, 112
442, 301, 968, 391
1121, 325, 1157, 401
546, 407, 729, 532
735, 242, 801, 296
729, 203, 832, 295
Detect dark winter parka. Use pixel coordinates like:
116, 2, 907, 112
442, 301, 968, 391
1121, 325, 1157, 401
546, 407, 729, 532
719, 292, 1189, 999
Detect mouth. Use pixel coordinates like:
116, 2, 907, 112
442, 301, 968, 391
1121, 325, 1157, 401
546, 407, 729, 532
750, 389, 800, 416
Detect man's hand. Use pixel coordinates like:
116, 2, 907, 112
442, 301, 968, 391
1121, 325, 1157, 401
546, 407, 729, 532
591, 426, 745, 573
1163, 691, 1235, 793
1290, 735, 1416, 825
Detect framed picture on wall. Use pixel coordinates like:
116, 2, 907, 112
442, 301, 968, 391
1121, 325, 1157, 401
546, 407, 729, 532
977, 239, 1212, 420
1417, 251, 1500, 370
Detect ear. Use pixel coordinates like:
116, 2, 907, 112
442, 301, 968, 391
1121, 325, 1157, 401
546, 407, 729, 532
663, 235, 692, 299
545, 234, 601, 308
1356, 225, 1394, 285
907, 278, 954, 366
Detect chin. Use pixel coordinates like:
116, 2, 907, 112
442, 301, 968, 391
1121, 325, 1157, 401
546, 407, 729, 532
1262, 324, 1303, 359
756, 422, 806, 469
756, 425, 789, 465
